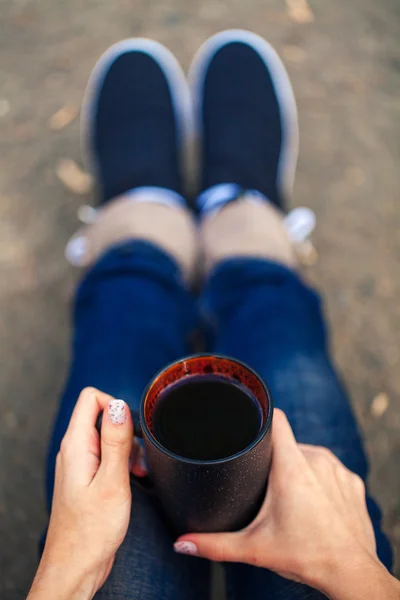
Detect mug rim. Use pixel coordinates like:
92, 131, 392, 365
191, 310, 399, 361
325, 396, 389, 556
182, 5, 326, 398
140, 353, 274, 466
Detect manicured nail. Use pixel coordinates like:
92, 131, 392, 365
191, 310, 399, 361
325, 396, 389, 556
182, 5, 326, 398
108, 399, 127, 425
174, 541, 198, 556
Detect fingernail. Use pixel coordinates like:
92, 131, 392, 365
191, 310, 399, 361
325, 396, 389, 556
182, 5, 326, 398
174, 541, 198, 556
108, 399, 127, 425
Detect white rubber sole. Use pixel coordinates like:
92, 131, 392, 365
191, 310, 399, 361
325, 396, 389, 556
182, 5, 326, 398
80, 38, 194, 190
188, 29, 299, 202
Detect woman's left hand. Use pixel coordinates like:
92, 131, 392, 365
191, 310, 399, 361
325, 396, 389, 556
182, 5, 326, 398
28, 387, 145, 600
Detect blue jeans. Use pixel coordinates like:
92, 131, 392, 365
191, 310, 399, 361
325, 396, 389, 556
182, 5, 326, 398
46, 240, 392, 600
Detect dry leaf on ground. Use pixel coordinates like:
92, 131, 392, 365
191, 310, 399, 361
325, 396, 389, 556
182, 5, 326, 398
49, 105, 78, 130
55, 159, 93, 195
0, 99, 10, 117
370, 392, 389, 418
4, 411, 18, 430
286, 0, 314, 23
283, 45, 306, 62
345, 166, 365, 187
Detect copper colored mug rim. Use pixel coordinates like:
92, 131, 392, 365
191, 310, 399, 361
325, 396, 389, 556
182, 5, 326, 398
140, 354, 274, 465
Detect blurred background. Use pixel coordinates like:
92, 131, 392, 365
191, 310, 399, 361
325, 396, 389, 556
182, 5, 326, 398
0, 0, 399, 597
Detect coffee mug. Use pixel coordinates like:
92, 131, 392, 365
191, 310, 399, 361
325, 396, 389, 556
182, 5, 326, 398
132, 355, 274, 534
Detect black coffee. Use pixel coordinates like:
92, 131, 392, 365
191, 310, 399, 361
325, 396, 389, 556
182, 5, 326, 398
152, 374, 262, 460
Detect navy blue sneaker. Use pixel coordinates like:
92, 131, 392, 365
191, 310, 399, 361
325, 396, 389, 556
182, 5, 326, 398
81, 39, 192, 204
189, 30, 299, 213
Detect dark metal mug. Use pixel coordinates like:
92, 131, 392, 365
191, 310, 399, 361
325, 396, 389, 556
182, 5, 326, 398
131, 355, 274, 534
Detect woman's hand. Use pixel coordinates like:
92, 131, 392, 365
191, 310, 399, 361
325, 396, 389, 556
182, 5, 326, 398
28, 388, 146, 600
175, 409, 399, 600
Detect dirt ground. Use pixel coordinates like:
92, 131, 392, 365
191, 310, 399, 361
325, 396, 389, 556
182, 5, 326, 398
0, 0, 399, 597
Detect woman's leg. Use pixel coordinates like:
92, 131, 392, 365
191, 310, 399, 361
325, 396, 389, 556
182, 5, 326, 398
47, 240, 210, 600
202, 250, 392, 599
191, 30, 392, 599
45, 40, 210, 600
201, 204, 392, 598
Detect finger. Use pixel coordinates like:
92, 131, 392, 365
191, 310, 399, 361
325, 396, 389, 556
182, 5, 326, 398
299, 445, 369, 534
300, 445, 365, 507
333, 470, 375, 552
130, 443, 148, 478
302, 446, 362, 502
65, 387, 114, 456
174, 532, 246, 563
270, 409, 304, 474
299, 445, 343, 475
299, 444, 353, 474
336, 469, 370, 527
96, 399, 134, 485
59, 388, 115, 486
129, 439, 139, 472
250, 409, 306, 522
300, 445, 346, 510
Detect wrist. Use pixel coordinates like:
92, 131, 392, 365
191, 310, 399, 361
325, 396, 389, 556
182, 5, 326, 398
27, 557, 99, 600
313, 552, 399, 600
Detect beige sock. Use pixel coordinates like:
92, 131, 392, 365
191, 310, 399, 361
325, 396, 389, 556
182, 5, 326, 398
200, 196, 297, 276
65, 194, 198, 282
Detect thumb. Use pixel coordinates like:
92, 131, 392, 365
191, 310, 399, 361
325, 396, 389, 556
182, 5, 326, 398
270, 408, 304, 476
174, 531, 246, 563
98, 399, 133, 483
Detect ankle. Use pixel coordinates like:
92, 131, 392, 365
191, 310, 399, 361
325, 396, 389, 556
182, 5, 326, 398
200, 194, 297, 276
66, 192, 199, 282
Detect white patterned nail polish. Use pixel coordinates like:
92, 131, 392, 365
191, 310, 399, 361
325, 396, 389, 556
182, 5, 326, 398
108, 399, 127, 425
174, 541, 198, 556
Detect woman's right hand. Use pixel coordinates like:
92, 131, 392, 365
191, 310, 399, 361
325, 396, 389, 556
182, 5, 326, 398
175, 409, 400, 600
